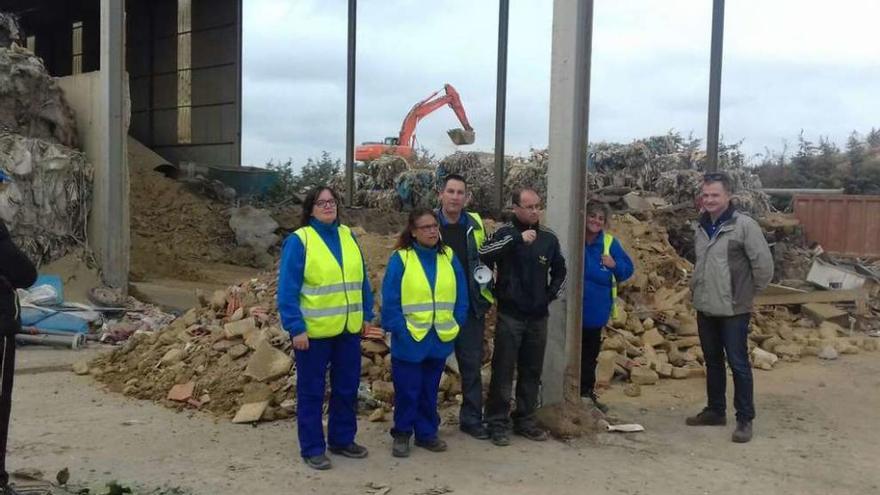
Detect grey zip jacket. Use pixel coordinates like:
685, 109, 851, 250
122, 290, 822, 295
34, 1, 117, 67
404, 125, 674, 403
691, 209, 773, 316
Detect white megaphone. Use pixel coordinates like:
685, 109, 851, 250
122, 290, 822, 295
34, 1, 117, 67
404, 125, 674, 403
473, 264, 493, 288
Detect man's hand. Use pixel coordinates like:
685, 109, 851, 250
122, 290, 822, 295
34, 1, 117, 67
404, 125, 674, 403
292, 332, 309, 351
522, 229, 537, 244
601, 255, 616, 269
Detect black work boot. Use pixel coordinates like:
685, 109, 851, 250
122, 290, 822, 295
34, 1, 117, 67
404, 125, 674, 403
415, 437, 448, 452
490, 429, 511, 447
732, 421, 753, 443
588, 392, 609, 414
685, 409, 727, 426
303, 453, 332, 470
459, 423, 491, 440
513, 425, 549, 442
328, 442, 369, 458
392, 435, 411, 458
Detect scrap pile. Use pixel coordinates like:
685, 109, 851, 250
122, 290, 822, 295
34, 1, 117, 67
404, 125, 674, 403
0, 15, 92, 266
339, 133, 767, 220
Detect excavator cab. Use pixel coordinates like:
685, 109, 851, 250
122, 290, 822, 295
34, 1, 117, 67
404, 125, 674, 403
384, 137, 400, 146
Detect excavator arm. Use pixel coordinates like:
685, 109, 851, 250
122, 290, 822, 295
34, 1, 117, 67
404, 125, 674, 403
398, 84, 474, 148
355, 83, 474, 162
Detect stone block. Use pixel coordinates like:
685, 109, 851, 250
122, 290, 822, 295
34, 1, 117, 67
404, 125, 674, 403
244, 341, 293, 382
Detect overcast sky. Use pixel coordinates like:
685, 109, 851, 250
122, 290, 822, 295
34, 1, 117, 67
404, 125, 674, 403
241, 0, 879, 168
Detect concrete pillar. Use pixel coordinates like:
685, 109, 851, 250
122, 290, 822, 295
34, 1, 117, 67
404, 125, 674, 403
542, 0, 594, 407
99, 0, 129, 290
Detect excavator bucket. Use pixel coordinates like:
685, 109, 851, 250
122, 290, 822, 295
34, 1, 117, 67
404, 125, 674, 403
447, 128, 475, 146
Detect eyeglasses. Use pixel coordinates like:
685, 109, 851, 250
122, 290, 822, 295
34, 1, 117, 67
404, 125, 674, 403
414, 223, 439, 232
315, 199, 337, 209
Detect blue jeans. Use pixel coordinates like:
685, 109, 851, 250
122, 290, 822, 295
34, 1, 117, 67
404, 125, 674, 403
697, 312, 755, 422
293, 332, 361, 458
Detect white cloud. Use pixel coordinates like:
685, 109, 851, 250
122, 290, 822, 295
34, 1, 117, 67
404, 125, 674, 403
242, 0, 879, 168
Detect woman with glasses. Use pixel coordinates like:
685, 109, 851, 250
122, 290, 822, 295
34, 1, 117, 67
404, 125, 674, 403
277, 186, 375, 470
380, 208, 468, 458
581, 201, 633, 413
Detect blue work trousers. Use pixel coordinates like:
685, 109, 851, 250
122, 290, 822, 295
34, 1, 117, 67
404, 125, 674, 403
293, 332, 361, 458
390, 357, 446, 441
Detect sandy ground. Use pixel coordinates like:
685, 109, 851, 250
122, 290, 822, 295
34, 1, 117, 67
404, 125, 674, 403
7, 346, 880, 495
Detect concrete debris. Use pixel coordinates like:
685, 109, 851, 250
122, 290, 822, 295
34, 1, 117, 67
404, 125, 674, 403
228, 206, 279, 268
244, 340, 292, 383
623, 383, 641, 397
71, 361, 90, 376
167, 382, 195, 402
817, 346, 839, 360
629, 366, 659, 385
232, 401, 269, 424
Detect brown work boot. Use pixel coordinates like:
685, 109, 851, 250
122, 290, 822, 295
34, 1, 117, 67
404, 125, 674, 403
685, 409, 727, 426
732, 421, 753, 443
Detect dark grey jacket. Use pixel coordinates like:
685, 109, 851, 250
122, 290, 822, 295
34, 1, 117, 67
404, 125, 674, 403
0, 221, 38, 335
691, 209, 773, 316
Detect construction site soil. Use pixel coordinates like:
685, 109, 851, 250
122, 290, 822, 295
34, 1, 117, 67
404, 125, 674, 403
10, 346, 880, 495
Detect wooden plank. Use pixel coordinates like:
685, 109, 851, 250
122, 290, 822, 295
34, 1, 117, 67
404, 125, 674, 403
754, 288, 866, 307
759, 284, 807, 296
802, 303, 849, 326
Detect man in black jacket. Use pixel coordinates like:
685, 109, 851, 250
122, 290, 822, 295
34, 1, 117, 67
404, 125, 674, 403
434, 174, 494, 440
0, 186, 39, 493
479, 188, 566, 446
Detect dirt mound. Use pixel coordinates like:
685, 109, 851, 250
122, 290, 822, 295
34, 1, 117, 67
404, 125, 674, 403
129, 168, 241, 282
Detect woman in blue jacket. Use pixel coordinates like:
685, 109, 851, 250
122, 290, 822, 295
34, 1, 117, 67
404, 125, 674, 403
582, 201, 634, 413
381, 208, 468, 458
277, 186, 374, 471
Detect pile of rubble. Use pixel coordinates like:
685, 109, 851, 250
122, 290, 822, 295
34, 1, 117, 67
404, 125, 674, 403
0, 15, 92, 266
85, 208, 878, 421
87, 227, 428, 422
595, 213, 877, 393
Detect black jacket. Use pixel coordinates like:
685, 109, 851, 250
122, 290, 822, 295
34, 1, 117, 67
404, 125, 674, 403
0, 221, 37, 336
479, 217, 567, 319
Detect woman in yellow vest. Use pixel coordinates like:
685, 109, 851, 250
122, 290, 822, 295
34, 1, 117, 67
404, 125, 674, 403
582, 201, 633, 413
277, 186, 375, 471
381, 208, 468, 458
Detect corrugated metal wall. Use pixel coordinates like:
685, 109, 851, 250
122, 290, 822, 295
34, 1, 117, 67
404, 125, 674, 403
793, 195, 880, 256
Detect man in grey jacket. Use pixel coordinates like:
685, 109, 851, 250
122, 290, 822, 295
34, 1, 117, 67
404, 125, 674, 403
686, 172, 773, 443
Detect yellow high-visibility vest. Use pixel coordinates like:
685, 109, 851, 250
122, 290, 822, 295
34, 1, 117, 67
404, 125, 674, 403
398, 245, 460, 342
294, 225, 364, 338
466, 212, 495, 305
603, 233, 618, 320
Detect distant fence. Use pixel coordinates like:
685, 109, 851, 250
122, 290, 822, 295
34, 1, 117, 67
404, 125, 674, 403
793, 195, 880, 256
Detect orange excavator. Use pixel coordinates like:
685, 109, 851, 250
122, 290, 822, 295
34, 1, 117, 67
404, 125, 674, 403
355, 83, 475, 162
